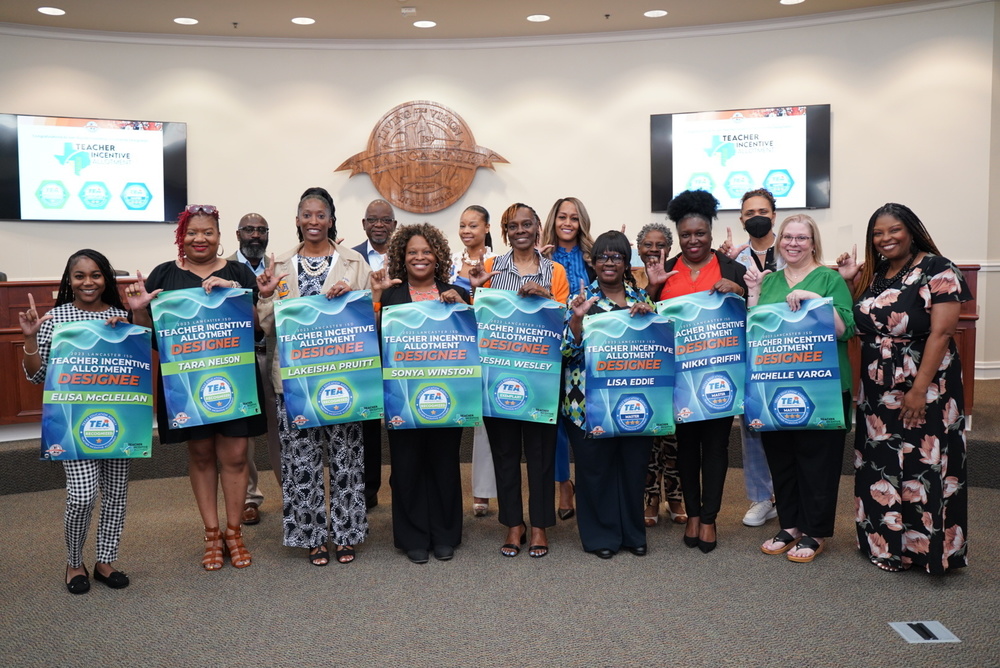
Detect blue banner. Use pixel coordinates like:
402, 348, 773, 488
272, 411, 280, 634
474, 288, 565, 423
657, 290, 747, 423
274, 291, 383, 428
382, 300, 482, 429
151, 287, 260, 428
582, 309, 675, 438
41, 321, 153, 460
745, 298, 845, 430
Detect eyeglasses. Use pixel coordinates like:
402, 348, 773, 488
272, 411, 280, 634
505, 221, 536, 233
594, 253, 625, 265
186, 204, 218, 216
365, 216, 394, 225
238, 226, 269, 235
781, 235, 812, 244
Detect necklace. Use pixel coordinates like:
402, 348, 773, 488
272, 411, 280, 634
784, 263, 817, 285
462, 247, 488, 267
300, 255, 331, 277
752, 247, 769, 255
872, 254, 915, 295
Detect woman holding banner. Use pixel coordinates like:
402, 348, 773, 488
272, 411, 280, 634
21, 250, 133, 593
470, 203, 570, 558
563, 230, 657, 558
745, 215, 854, 563
450, 205, 497, 518
371, 223, 470, 564
129, 205, 265, 570
256, 192, 372, 566
839, 203, 970, 574
632, 223, 686, 527
660, 190, 747, 553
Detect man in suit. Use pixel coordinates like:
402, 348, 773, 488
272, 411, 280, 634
229, 213, 280, 525
353, 200, 397, 508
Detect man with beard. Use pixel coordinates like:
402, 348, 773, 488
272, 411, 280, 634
228, 212, 280, 525
352, 200, 397, 508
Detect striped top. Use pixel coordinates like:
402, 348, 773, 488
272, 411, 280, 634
483, 250, 570, 303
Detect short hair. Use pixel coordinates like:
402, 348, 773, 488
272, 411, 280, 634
541, 197, 594, 261
740, 188, 777, 213
385, 223, 453, 284
298, 187, 337, 242
591, 230, 636, 289
853, 202, 942, 300
666, 190, 719, 227
174, 206, 220, 263
776, 214, 824, 265
56, 249, 124, 310
635, 222, 673, 251
499, 203, 540, 247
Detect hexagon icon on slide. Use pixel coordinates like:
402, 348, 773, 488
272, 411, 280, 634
120, 182, 152, 210
79, 182, 111, 209
724, 171, 754, 199
686, 173, 715, 193
763, 169, 795, 198
36, 180, 70, 209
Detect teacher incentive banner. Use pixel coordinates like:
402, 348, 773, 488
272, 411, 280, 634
41, 321, 153, 460
583, 309, 675, 438
151, 287, 260, 428
474, 288, 565, 423
382, 300, 481, 429
274, 291, 383, 428
657, 290, 747, 423
745, 298, 845, 430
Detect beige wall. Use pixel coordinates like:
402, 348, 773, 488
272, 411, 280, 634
0, 2, 997, 371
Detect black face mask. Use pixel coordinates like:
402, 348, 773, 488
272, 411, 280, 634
744, 215, 773, 239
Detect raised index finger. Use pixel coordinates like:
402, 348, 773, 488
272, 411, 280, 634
852, 243, 857, 261
726, 227, 733, 245
578, 278, 586, 298
28, 292, 36, 312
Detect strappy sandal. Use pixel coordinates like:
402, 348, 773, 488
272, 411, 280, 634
223, 524, 252, 568
335, 545, 355, 564
787, 536, 823, 563
202, 527, 224, 571
871, 556, 910, 572
761, 530, 800, 555
309, 545, 330, 566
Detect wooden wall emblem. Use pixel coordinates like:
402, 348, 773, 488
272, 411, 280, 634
336, 101, 507, 214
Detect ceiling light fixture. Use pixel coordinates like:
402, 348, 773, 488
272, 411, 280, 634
413, 20, 436, 28
173, 17, 198, 25
37, 7, 66, 15
779, 0, 805, 5
644, 10, 668, 18
291, 17, 315, 25
526, 14, 550, 23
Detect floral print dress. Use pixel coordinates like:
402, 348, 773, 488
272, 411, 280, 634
853, 254, 970, 574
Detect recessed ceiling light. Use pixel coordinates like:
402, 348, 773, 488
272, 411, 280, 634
173, 17, 198, 25
413, 20, 436, 28
37, 7, 66, 15
644, 10, 668, 18
779, 0, 805, 5
527, 14, 550, 23
291, 17, 315, 25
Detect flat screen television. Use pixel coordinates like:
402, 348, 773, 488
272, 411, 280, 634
651, 104, 830, 212
0, 113, 187, 223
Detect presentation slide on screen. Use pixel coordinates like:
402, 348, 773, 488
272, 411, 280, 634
672, 107, 808, 209
17, 116, 165, 221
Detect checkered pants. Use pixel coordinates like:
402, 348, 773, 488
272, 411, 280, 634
63, 459, 131, 567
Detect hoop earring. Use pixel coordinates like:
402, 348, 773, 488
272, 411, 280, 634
217, 244, 225, 257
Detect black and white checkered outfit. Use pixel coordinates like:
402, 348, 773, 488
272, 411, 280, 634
25, 303, 132, 568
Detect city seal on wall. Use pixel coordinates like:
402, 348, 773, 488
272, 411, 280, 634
336, 101, 508, 214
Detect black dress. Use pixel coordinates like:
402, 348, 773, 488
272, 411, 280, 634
144, 261, 267, 444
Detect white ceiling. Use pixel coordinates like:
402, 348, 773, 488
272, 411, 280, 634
0, 0, 938, 41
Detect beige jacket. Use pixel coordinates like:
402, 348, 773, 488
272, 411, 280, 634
257, 240, 372, 393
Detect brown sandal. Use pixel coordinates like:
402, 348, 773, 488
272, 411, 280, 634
202, 527, 224, 571
223, 524, 252, 568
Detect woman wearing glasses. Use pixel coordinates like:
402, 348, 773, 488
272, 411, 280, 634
129, 205, 266, 570
745, 215, 854, 563
563, 230, 659, 558
470, 203, 569, 558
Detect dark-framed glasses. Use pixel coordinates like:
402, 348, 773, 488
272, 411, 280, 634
595, 253, 625, 265
239, 226, 269, 235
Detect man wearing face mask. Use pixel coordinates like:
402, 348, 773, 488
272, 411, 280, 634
719, 189, 783, 528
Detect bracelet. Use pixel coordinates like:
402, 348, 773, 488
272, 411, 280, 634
23, 345, 39, 356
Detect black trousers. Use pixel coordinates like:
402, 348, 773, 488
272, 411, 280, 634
363, 419, 382, 504
387, 427, 463, 551
566, 419, 651, 553
483, 417, 557, 529
676, 416, 733, 525
760, 393, 850, 537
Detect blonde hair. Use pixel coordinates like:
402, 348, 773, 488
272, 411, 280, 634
776, 214, 823, 265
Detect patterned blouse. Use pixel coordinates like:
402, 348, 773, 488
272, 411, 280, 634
25, 303, 129, 384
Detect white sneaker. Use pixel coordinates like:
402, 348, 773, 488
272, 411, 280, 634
743, 500, 777, 527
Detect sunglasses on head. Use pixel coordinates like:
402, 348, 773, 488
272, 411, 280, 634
186, 204, 218, 216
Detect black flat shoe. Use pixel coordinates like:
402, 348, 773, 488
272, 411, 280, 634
432, 545, 454, 561
66, 566, 90, 595
93, 564, 129, 589
626, 545, 648, 556
407, 549, 429, 564
591, 548, 615, 559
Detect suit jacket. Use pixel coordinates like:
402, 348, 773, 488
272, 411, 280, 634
379, 279, 471, 309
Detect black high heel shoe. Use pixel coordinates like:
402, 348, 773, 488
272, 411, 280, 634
683, 517, 700, 548
698, 523, 717, 554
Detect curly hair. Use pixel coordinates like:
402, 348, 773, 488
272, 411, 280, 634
55, 249, 124, 310
740, 188, 777, 213
541, 197, 594, 261
385, 223, 453, 284
666, 190, 719, 227
635, 222, 673, 250
174, 206, 220, 263
852, 203, 942, 300
499, 203, 541, 247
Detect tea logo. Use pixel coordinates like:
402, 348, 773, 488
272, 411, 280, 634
318, 381, 353, 417
337, 101, 508, 214
199, 375, 234, 413
494, 377, 527, 411
415, 385, 451, 421
79, 412, 118, 449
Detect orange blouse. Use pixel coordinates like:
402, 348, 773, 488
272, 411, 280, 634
660, 254, 722, 300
